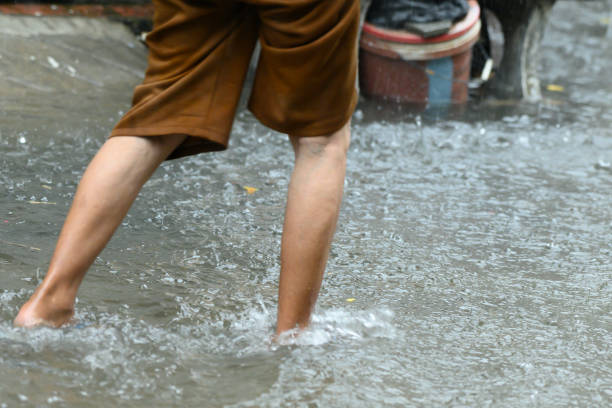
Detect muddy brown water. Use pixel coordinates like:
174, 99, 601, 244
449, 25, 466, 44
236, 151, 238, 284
1, 2, 611, 407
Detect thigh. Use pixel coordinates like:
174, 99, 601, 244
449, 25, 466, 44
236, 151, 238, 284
247, 0, 360, 137
143, 0, 245, 81
112, 0, 259, 159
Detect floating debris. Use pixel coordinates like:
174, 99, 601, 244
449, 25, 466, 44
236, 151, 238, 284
28, 201, 57, 205
546, 84, 565, 92
0, 239, 41, 252
243, 186, 258, 194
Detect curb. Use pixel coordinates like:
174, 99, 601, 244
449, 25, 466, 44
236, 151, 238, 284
0, 3, 153, 33
0, 3, 152, 18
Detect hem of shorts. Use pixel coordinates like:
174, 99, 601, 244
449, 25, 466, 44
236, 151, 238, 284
248, 93, 358, 138
110, 126, 228, 160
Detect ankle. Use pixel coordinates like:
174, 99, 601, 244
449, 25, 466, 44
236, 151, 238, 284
31, 281, 77, 312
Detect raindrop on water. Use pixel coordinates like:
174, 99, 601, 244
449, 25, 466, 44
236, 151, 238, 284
353, 109, 364, 121
47, 56, 60, 69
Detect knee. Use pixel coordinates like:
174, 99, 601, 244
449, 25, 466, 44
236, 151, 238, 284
327, 122, 351, 154
291, 122, 351, 160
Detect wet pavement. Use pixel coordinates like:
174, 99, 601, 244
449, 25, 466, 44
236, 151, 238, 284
1, 2, 611, 407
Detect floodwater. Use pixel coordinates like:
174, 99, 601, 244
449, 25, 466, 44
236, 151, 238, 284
1, 1, 611, 406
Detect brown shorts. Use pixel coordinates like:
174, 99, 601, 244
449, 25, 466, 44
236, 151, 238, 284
110, 0, 360, 160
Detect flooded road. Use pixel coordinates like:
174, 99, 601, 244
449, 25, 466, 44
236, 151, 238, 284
1, 1, 611, 406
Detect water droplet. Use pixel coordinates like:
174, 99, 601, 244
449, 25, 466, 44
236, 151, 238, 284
47, 56, 60, 69
353, 109, 363, 122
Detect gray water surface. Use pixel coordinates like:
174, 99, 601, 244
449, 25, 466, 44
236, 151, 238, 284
1, 2, 611, 407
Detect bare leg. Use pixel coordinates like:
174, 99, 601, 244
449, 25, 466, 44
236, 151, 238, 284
276, 122, 351, 334
14, 134, 186, 327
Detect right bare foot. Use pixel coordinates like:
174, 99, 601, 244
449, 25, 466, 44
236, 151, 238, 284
14, 289, 74, 328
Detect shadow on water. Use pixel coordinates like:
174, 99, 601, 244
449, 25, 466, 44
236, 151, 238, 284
1, 1, 611, 406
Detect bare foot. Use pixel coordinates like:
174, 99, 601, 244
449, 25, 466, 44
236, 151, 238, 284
14, 290, 74, 328
272, 327, 304, 345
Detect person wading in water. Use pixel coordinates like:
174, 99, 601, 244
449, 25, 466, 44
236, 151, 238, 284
15, 0, 360, 336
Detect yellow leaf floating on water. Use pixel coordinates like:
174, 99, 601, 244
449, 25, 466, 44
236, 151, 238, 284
41, 185, 52, 190
600, 17, 610, 25
243, 186, 258, 194
346, 298, 356, 303
546, 84, 565, 92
